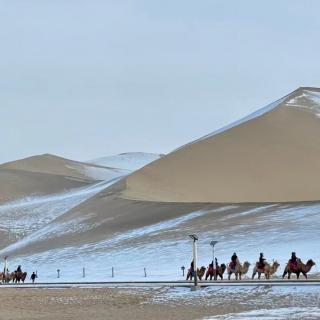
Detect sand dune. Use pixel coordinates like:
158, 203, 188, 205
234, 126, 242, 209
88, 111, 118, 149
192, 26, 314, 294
123, 87, 320, 203
1, 153, 125, 181
0, 154, 126, 204
2, 87, 320, 273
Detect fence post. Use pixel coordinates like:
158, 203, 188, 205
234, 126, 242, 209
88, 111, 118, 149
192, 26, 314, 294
181, 266, 185, 277
83, 267, 85, 278
112, 267, 114, 278
57, 269, 60, 278
144, 267, 147, 278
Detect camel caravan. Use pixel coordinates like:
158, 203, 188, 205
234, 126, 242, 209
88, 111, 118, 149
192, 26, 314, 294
186, 252, 316, 281
0, 265, 29, 284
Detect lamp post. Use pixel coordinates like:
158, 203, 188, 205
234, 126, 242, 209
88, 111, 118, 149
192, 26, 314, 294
210, 241, 218, 280
189, 234, 199, 288
210, 241, 218, 265
181, 266, 185, 277
4, 256, 8, 273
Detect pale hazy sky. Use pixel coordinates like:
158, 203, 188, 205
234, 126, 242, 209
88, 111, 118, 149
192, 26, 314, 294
1, 0, 320, 163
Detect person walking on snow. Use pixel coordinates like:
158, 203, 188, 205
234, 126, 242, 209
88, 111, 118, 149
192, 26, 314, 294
30, 272, 37, 284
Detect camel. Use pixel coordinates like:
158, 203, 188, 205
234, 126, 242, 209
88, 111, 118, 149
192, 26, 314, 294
282, 259, 315, 279
186, 266, 206, 281
252, 261, 280, 280
0, 272, 13, 283
227, 261, 250, 280
205, 264, 227, 280
12, 271, 27, 283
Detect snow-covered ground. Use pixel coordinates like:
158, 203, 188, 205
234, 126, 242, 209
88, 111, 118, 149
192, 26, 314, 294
1, 202, 319, 282
149, 285, 320, 319
80, 165, 128, 181
206, 307, 320, 320
88, 152, 162, 171
0, 179, 120, 242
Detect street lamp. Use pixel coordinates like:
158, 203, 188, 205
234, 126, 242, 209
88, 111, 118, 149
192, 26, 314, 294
210, 241, 218, 265
189, 234, 199, 287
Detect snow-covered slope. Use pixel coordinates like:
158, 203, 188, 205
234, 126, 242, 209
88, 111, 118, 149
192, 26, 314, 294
88, 152, 162, 171
1, 201, 320, 282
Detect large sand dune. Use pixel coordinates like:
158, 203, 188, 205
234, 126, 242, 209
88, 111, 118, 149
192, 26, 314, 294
123, 87, 320, 203
1, 88, 320, 279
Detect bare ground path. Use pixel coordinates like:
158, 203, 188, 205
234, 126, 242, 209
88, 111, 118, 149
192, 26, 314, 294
1, 285, 320, 320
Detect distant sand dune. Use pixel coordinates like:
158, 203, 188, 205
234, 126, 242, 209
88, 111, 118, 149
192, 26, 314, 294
0, 154, 118, 203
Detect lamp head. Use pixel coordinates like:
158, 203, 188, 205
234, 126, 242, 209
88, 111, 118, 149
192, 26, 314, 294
189, 234, 199, 241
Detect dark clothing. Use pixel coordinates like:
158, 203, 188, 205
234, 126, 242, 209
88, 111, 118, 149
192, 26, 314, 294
17, 266, 21, 273
259, 254, 265, 264
231, 254, 237, 263
290, 253, 297, 263
31, 273, 37, 283
190, 261, 194, 271
215, 258, 219, 270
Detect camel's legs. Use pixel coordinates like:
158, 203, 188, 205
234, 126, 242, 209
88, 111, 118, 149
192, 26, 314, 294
282, 270, 287, 279
252, 271, 256, 280
258, 273, 261, 280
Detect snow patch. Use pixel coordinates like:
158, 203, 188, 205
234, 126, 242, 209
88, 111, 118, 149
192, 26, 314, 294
88, 152, 162, 171
205, 307, 320, 319
286, 89, 320, 117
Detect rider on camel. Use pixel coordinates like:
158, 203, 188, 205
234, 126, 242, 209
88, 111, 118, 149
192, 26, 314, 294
215, 257, 219, 270
230, 252, 238, 270
289, 252, 299, 269
258, 253, 266, 269
16, 265, 22, 273
186, 260, 195, 280
190, 260, 194, 272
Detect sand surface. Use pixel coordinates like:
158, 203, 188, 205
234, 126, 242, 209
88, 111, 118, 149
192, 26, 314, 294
0, 287, 211, 320
0, 169, 91, 204
124, 87, 320, 203
0, 286, 319, 320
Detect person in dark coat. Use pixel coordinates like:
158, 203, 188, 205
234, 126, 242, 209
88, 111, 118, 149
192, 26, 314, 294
230, 253, 238, 269
30, 272, 37, 284
215, 258, 219, 270
290, 252, 298, 263
258, 253, 266, 268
